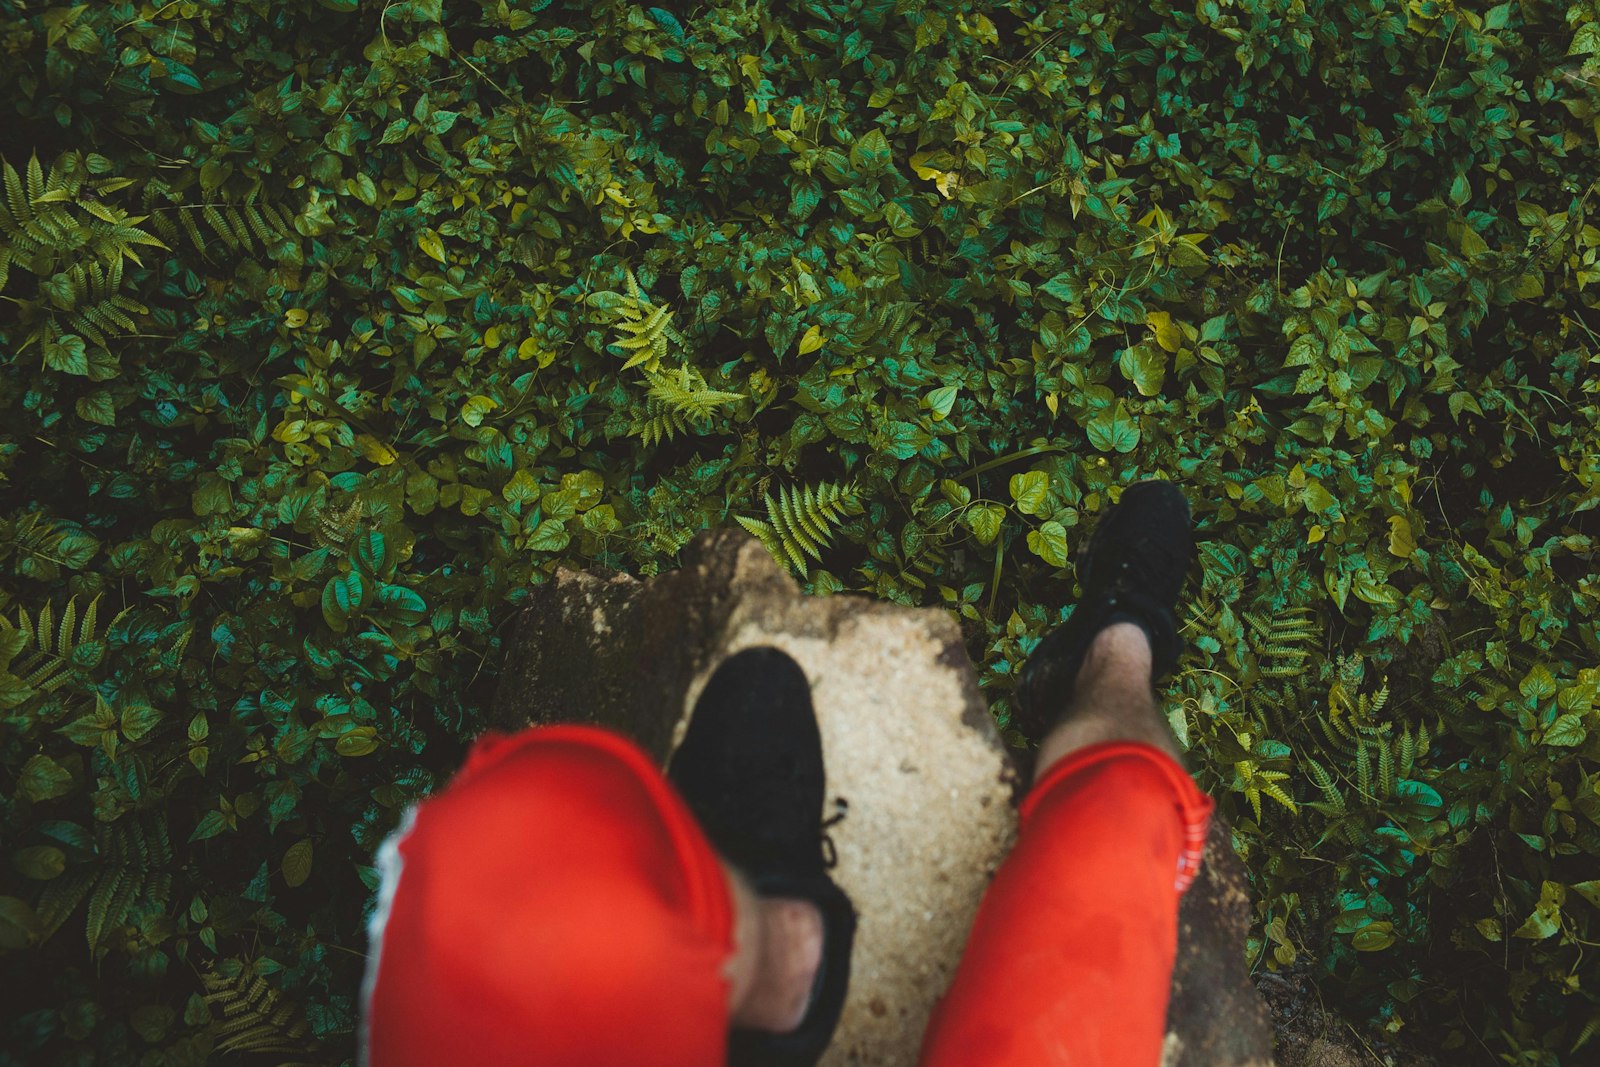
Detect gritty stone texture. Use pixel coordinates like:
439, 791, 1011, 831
492, 529, 1275, 1066
1163, 815, 1275, 1066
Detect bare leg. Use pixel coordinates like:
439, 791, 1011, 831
1033, 622, 1183, 784
721, 862, 824, 1032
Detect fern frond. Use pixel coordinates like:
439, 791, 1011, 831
1303, 757, 1346, 815
84, 813, 172, 952
628, 365, 745, 445
1258, 777, 1298, 816
739, 481, 859, 579
314, 498, 364, 550
1244, 605, 1318, 678
1, 152, 164, 288
587, 266, 687, 374
3, 594, 127, 696
1573, 1014, 1600, 1055
37, 869, 95, 943
1377, 737, 1395, 798
202, 964, 318, 1057
642, 365, 744, 420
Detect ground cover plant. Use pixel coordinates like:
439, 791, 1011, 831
2, 0, 1598, 1062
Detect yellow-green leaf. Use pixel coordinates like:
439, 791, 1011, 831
798, 324, 823, 355
418, 229, 446, 264
1387, 515, 1416, 558
336, 727, 379, 757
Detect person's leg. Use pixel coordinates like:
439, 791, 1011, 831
917, 622, 1214, 1067
724, 861, 825, 1032
360, 723, 822, 1067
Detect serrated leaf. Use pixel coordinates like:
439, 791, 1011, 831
119, 704, 161, 742
1086, 402, 1140, 453
18, 755, 72, 801
282, 840, 312, 888
965, 503, 1004, 546
1027, 520, 1070, 567
1009, 471, 1049, 516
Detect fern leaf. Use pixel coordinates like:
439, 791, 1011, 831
85, 867, 127, 952
36, 869, 94, 944
1259, 777, 1299, 815
202, 966, 316, 1056
744, 480, 859, 578
1303, 757, 1345, 815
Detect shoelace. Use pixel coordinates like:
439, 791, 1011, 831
819, 800, 848, 871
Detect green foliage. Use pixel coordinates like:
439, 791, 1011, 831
737, 481, 862, 578
2, 0, 1599, 1062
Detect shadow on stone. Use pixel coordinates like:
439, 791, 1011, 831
492, 529, 1275, 1066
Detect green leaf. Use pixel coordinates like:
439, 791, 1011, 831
1387, 515, 1416, 559
0, 896, 36, 950
377, 584, 427, 620
848, 128, 892, 172
461, 395, 498, 427
1568, 22, 1600, 56
1086, 401, 1140, 453
502, 470, 540, 506
965, 503, 1004, 546
1543, 712, 1587, 747
1352, 922, 1395, 951
926, 384, 959, 420
119, 704, 161, 742
418, 229, 446, 264
1026, 520, 1070, 568
1119, 344, 1166, 396
525, 518, 571, 552
1513, 881, 1565, 940
189, 810, 229, 842
355, 529, 387, 575
282, 840, 313, 888
1009, 471, 1049, 517
1571, 881, 1600, 910
321, 570, 366, 630
18, 754, 72, 802
75, 392, 116, 426
43, 335, 89, 376
12, 845, 65, 880
1520, 664, 1558, 701
336, 727, 379, 757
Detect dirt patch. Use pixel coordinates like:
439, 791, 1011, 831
1256, 965, 1439, 1067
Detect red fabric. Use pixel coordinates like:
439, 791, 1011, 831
916, 739, 1216, 1067
363, 724, 734, 1067
363, 727, 1214, 1067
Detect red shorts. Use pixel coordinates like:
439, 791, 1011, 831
362, 725, 1214, 1067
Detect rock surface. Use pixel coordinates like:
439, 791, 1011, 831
492, 529, 1275, 1065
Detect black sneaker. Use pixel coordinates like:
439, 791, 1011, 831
1014, 479, 1194, 740
667, 646, 856, 1067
